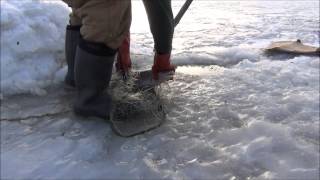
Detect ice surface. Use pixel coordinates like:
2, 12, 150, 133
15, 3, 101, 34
1, 0, 319, 179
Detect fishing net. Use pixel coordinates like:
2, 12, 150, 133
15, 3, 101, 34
110, 73, 167, 122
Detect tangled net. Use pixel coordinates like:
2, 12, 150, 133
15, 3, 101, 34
110, 73, 167, 122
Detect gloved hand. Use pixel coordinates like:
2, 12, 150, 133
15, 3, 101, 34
116, 33, 131, 79
152, 53, 176, 80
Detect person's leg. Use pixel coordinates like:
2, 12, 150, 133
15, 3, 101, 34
77, 0, 131, 49
143, 0, 176, 80
74, 37, 116, 118
76, 0, 132, 80
71, 0, 132, 118
143, 0, 174, 54
64, 8, 82, 87
69, 7, 82, 26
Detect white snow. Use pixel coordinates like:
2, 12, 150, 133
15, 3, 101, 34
1, 0, 319, 179
1, 0, 69, 96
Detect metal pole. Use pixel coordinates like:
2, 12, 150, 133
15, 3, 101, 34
174, 0, 194, 27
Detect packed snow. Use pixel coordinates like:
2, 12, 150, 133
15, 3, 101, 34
1, 0, 319, 179
1, 0, 69, 96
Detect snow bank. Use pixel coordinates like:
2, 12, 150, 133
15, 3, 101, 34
171, 46, 261, 67
1, 0, 69, 96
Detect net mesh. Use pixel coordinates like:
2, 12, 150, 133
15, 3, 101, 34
110, 73, 167, 122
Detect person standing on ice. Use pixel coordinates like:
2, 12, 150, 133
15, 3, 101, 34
62, 0, 176, 119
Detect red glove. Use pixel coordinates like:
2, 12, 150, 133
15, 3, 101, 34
152, 53, 176, 80
116, 33, 131, 75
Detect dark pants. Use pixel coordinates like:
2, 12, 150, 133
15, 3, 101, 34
143, 0, 174, 54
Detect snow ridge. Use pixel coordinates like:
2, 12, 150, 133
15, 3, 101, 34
1, 0, 69, 96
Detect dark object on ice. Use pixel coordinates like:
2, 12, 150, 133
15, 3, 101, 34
265, 39, 320, 56
73, 36, 116, 119
110, 89, 166, 137
64, 25, 81, 87
134, 69, 174, 90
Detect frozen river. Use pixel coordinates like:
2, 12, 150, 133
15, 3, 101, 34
1, 0, 319, 179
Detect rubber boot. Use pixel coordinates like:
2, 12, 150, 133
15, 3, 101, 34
64, 25, 81, 87
74, 37, 116, 119
116, 33, 132, 80
152, 53, 176, 80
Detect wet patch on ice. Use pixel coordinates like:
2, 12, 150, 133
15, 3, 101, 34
1, 86, 73, 121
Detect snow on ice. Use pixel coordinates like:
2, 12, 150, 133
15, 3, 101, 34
1, 0, 69, 96
1, 0, 319, 179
